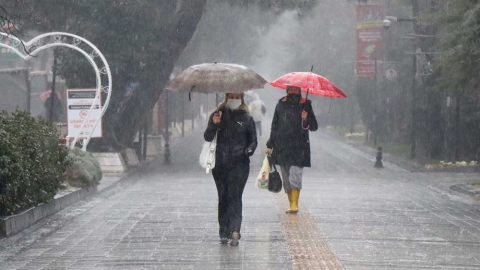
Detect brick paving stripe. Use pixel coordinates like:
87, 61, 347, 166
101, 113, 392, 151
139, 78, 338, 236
274, 193, 345, 270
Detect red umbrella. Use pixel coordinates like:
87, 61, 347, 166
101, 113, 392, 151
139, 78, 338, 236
39, 90, 61, 103
270, 70, 346, 130
270, 72, 347, 98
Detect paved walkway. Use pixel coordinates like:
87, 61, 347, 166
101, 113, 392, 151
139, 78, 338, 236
1, 123, 480, 269
303, 131, 480, 269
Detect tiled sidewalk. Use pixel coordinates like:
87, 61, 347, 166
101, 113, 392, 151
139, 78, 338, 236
2, 126, 480, 269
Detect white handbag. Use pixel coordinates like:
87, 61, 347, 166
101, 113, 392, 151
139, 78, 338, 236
199, 132, 217, 173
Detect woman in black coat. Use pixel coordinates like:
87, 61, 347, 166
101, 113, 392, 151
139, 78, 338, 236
266, 86, 318, 214
204, 92, 257, 246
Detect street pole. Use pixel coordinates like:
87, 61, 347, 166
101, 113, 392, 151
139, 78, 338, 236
349, 95, 355, 134
49, 50, 57, 121
191, 92, 195, 131
443, 94, 450, 161
181, 93, 185, 137
164, 91, 171, 164
382, 14, 426, 159
138, 125, 143, 160
142, 120, 148, 161
382, 24, 388, 144
455, 95, 460, 162
411, 53, 417, 159
25, 69, 31, 113
373, 57, 378, 147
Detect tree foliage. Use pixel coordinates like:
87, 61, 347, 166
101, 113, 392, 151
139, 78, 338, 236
433, 0, 480, 95
0, 110, 69, 216
12, 0, 207, 150
7, 0, 316, 150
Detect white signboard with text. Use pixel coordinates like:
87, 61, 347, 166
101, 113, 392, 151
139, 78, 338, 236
67, 89, 102, 138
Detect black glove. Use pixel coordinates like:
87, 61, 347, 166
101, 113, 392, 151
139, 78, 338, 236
244, 148, 254, 157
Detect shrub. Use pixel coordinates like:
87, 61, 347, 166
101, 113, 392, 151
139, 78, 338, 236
0, 110, 69, 216
65, 148, 102, 188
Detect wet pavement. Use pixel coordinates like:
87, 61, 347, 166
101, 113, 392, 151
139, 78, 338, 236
1, 124, 480, 270
303, 132, 480, 269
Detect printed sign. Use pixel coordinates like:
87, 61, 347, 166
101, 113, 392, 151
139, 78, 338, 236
356, 5, 384, 77
67, 89, 102, 138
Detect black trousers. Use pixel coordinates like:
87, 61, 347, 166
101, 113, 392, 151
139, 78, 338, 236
212, 162, 250, 238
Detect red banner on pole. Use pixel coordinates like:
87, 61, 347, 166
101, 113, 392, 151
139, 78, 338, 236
356, 5, 384, 77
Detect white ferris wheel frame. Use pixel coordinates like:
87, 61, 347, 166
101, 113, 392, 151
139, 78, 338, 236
0, 32, 112, 151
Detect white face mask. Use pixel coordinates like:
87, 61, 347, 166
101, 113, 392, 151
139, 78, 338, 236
227, 99, 242, 110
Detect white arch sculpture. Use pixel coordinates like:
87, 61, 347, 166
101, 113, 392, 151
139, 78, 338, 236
0, 32, 112, 151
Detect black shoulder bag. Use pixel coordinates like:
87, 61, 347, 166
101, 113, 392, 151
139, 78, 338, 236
267, 157, 282, 193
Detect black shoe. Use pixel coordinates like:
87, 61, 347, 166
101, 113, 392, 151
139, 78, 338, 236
219, 237, 229, 244
230, 231, 240, 246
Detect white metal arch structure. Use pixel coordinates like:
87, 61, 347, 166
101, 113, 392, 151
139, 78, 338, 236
0, 32, 112, 150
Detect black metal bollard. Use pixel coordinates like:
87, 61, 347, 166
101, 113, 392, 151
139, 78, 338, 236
374, 147, 384, 168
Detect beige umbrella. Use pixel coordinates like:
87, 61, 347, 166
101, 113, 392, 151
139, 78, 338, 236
166, 63, 268, 95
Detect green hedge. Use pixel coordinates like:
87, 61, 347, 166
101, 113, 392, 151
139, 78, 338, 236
65, 148, 102, 188
0, 110, 69, 216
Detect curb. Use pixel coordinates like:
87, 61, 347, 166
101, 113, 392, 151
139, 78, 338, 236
450, 184, 480, 199
0, 185, 97, 237
321, 129, 422, 172
0, 162, 146, 238
0, 169, 143, 238
323, 129, 480, 174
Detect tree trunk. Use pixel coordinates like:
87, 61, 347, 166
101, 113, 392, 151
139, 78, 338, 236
113, 0, 207, 148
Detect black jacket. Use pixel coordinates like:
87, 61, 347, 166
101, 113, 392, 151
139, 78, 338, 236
267, 97, 318, 167
204, 108, 257, 167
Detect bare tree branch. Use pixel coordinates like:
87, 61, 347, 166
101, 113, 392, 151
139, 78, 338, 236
0, 4, 32, 54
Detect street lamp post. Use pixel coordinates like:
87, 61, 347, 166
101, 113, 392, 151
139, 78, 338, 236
24, 69, 31, 113
164, 90, 171, 164
383, 16, 418, 158
142, 119, 148, 161
191, 92, 195, 131
410, 52, 417, 159
181, 93, 185, 137
373, 57, 378, 147
49, 50, 57, 121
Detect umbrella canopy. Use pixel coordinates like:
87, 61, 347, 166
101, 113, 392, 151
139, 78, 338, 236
39, 90, 61, 103
270, 72, 347, 98
166, 63, 268, 94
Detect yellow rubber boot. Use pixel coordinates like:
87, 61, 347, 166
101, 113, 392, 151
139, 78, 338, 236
287, 189, 300, 214
285, 192, 294, 213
